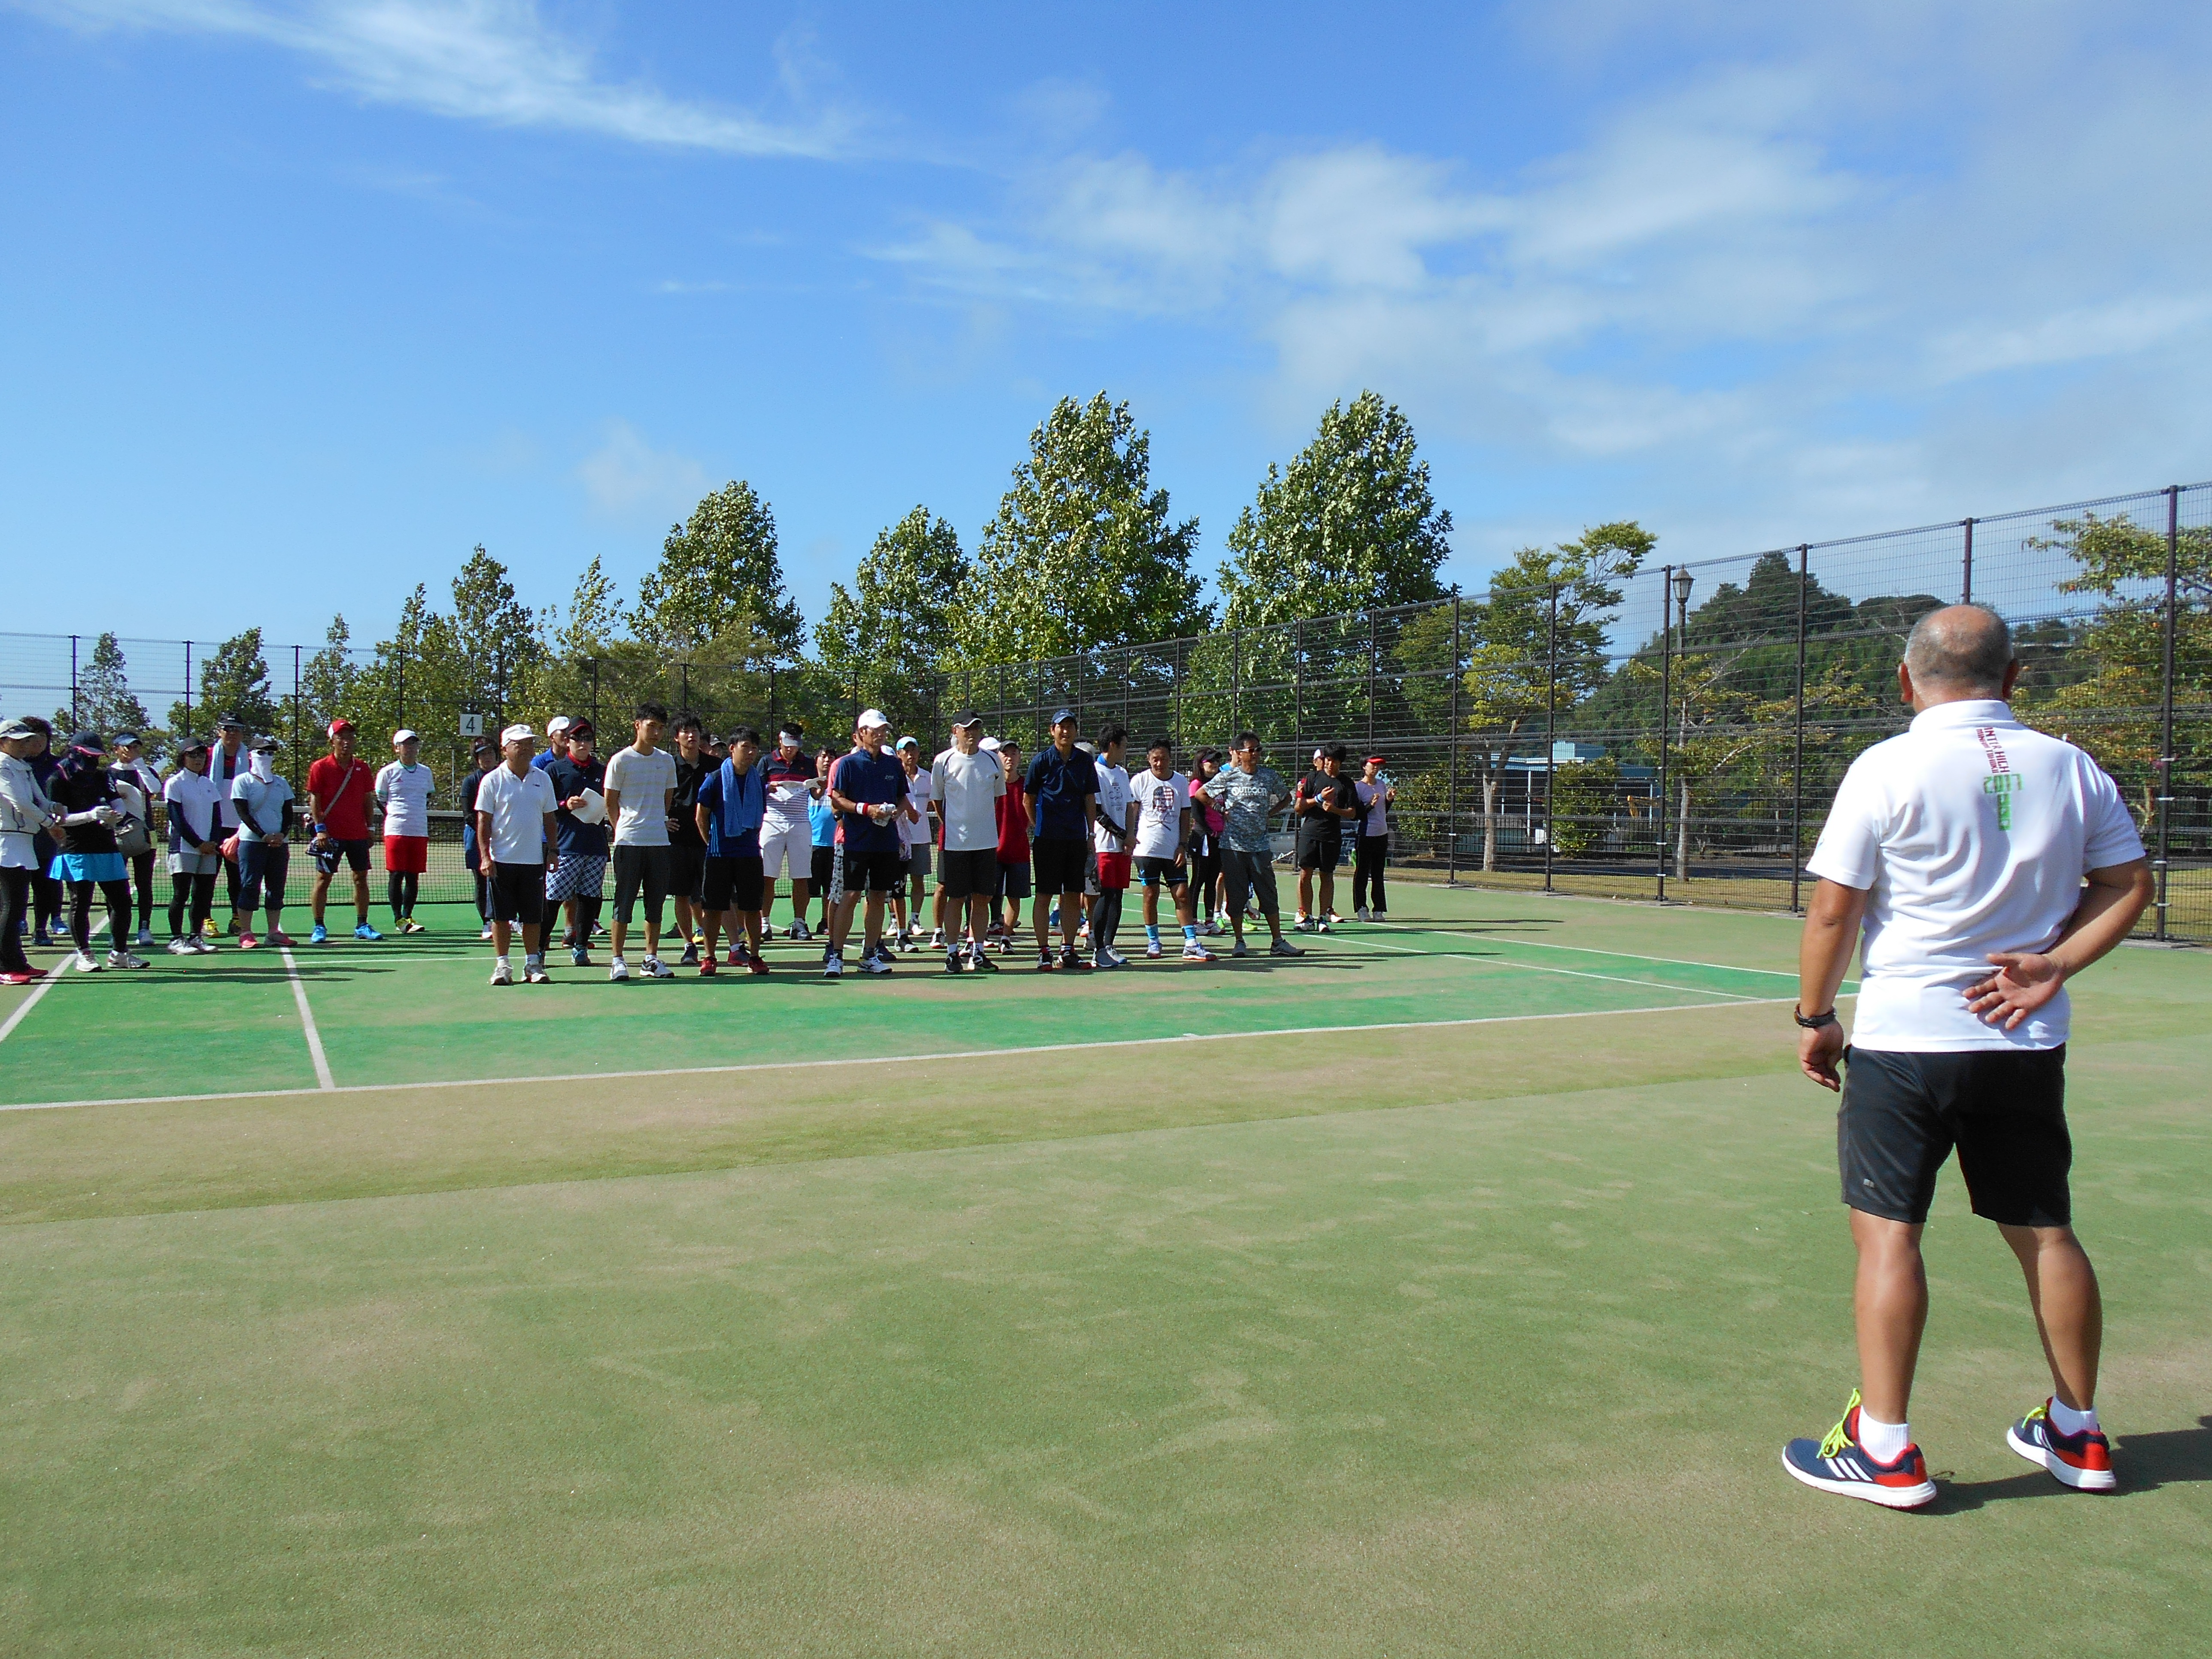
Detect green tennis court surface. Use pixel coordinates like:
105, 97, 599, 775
2, 884, 2206, 1656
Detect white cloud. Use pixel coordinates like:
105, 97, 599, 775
20, 0, 853, 157
576, 422, 707, 519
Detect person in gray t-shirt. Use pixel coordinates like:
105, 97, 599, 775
1200, 732, 1300, 960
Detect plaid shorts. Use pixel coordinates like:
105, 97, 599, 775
545, 853, 607, 902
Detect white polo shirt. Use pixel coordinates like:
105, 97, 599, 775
1807, 699, 2144, 1052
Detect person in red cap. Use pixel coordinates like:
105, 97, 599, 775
306, 718, 380, 944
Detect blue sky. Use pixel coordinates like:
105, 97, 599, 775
5, 0, 2209, 652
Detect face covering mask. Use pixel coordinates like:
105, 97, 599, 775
250, 752, 276, 782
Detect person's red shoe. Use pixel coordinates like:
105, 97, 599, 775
748, 958, 771, 975
266, 930, 294, 947
698, 955, 717, 977
2008, 1401, 2117, 1491
2, 969, 40, 986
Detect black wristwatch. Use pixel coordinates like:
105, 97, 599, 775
1793, 1005, 1840, 1030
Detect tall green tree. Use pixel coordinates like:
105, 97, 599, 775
816, 507, 969, 731
959, 394, 1210, 664
552, 556, 628, 658
300, 614, 361, 744
1217, 391, 1452, 630
447, 545, 540, 721
169, 628, 279, 741
637, 482, 804, 660
62, 632, 152, 740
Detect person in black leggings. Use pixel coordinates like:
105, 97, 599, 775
44, 731, 143, 972
109, 732, 164, 946
162, 738, 224, 954
1, 717, 58, 982
1352, 755, 1395, 921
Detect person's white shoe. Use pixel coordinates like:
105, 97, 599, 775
1180, 939, 1216, 961
822, 952, 843, 979
490, 960, 514, 986
1095, 945, 1126, 968
479, 925, 495, 941
641, 956, 671, 979
1146, 939, 1164, 958
930, 928, 945, 948
524, 962, 550, 984
1355, 906, 1372, 923
190, 936, 218, 955
73, 950, 103, 972
106, 950, 149, 969
792, 919, 812, 941
608, 956, 629, 981
167, 937, 196, 955
862, 951, 894, 975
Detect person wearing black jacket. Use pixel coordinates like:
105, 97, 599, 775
543, 720, 610, 967
667, 714, 710, 965
45, 731, 145, 972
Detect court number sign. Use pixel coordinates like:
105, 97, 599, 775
459, 712, 486, 738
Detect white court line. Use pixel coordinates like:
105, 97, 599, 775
1344, 934, 1762, 1001
0, 996, 1811, 1114
1383, 925, 1829, 983
0, 973, 61, 1044
280, 948, 336, 1091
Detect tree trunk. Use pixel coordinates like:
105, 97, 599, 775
1674, 779, 1690, 881
1482, 774, 1499, 872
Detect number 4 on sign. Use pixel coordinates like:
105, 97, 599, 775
458, 713, 485, 737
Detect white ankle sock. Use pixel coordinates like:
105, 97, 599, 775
1856, 1409, 1911, 1463
2049, 1397, 2099, 1436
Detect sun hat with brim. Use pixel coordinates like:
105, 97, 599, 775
67, 731, 105, 754
178, 735, 212, 756
857, 708, 891, 730
951, 711, 983, 729
546, 716, 573, 735
249, 735, 280, 753
978, 736, 1002, 753
328, 718, 356, 737
501, 723, 535, 745
392, 728, 419, 745
111, 731, 142, 749
0, 718, 38, 742
215, 712, 246, 731
896, 735, 918, 751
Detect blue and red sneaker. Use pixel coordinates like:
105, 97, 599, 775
1781, 1389, 1938, 1509
2007, 1401, 2116, 1491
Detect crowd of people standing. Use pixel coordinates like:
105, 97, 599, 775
0, 702, 1399, 988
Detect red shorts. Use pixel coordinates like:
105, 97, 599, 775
1096, 851, 1133, 891
383, 835, 429, 874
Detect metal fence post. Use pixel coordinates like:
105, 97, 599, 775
1231, 628, 1242, 733
1447, 597, 1460, 884
1790, 544, 1809, 915
292, 644, 303, 791
1655, 565, 1672, 902
183, 641, 193, 734
1961, 517, 1975, 605
395, 648, 405, 736
2156, 485, 2180, 939
1543, 585, 1558, 893
1367, 609, 1378, 754
69, 635, 80, 730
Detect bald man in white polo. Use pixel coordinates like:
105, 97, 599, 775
1782, 604, 2153, 1508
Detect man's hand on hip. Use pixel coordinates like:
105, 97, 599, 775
1965, 951, 2064, 1030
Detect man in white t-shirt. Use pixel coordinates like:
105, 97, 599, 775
1087, 724, 1136, 967
928, 712, 1006, 973
474, 723, 561, 984
1782, 605, 2152, 1510
601, 701, 679, 981
890, 736, 936, 950
375, 729, 438, 934
1128, 736, 1212, 962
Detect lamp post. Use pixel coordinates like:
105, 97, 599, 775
1672, 568, 1694, 884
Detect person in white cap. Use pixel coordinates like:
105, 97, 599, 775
161, 738, 223, 954
823, 709, 911, 978
231, 734, 296, 948
757, 722, 816, 941
892, 735, 936, 951
375, 728, 437, 934
107, 732, 164, 948
474, 723, 560, 984
532, 716, 573, 773
928, 712, 1004, 973
0, 717, 61, 984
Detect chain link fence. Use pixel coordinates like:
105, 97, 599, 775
6, 481, 2206, 938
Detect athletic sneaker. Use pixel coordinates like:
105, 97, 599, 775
167, 937, 197, 956
229, 915, 246, 937
72, 950, 101, 972
1232, 939, 1250, 957
189, 936, 217, 955
698, 954, 717, 977
355, 923, 382, 942
201, 918, 217, 939
2007, 1401, 2117, 1491
1317, 918, 1333, 933
238, 931, 259, 950
32, 927, 52, 948
1, 969, 40, 986
862, 951, 893, 975
106, 950, 149, 970
1060, 948, 1091, 972
479, 925, 495, 941
1270, 938, 1305, 958
679, 942, 700, 967
1146, 939, 1164, 959
1355, 906, 1372, 923
967, 945, 998, 973
135, 926, 155, 948
1094, 945, 1127, 969
401, 918, 426, 936
1293, 917, 1317, 933
609, 957, 630, 981
490, 960, 514, 986
267, 930, 294, 947
1181, 940, 1217, 962
944, 949, 964, 974
525, 963, 551, 984
790, 919, 811, 941
1781, 1390, 1938, 1509
310, 922, 329, 945
747, 957, 770, 976
641, 957, 672, 979
823, 951, 844, 979
1037, 949, 1055, 971
571, 946, 592, 968
930, 928, 945, 949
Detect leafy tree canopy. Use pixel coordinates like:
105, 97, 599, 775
637, 481, 804, 660
1217, 391, 1452, 629
168, 628, 278, 742
817, 507, 969, 729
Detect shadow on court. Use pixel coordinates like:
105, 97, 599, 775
1928, 1414, 2212, 1511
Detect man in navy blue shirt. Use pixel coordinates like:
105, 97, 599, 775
694, 726, 768, 976
1023, 708, 1100, 972
543, 719, 609, 967
823, 708, 912, 978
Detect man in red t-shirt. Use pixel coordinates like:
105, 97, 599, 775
306, 719, 380, 943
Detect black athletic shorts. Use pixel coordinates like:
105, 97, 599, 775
313, 836, 371, 875
839, 845, 903, 896
1221, 847, 1278, 918
701, 854, 764, 913
1032, 837, 1088, 895
1134, 855, 1186, 889
996, 859, 1031, 899
1294, 829, 1343, 871
1838, 1045, 2072, 1227
666, 841, 704, 904
939, 847, 997, 901
810, 843, 835, 891
488, 861, 544, 926
611, 843, 671, 924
